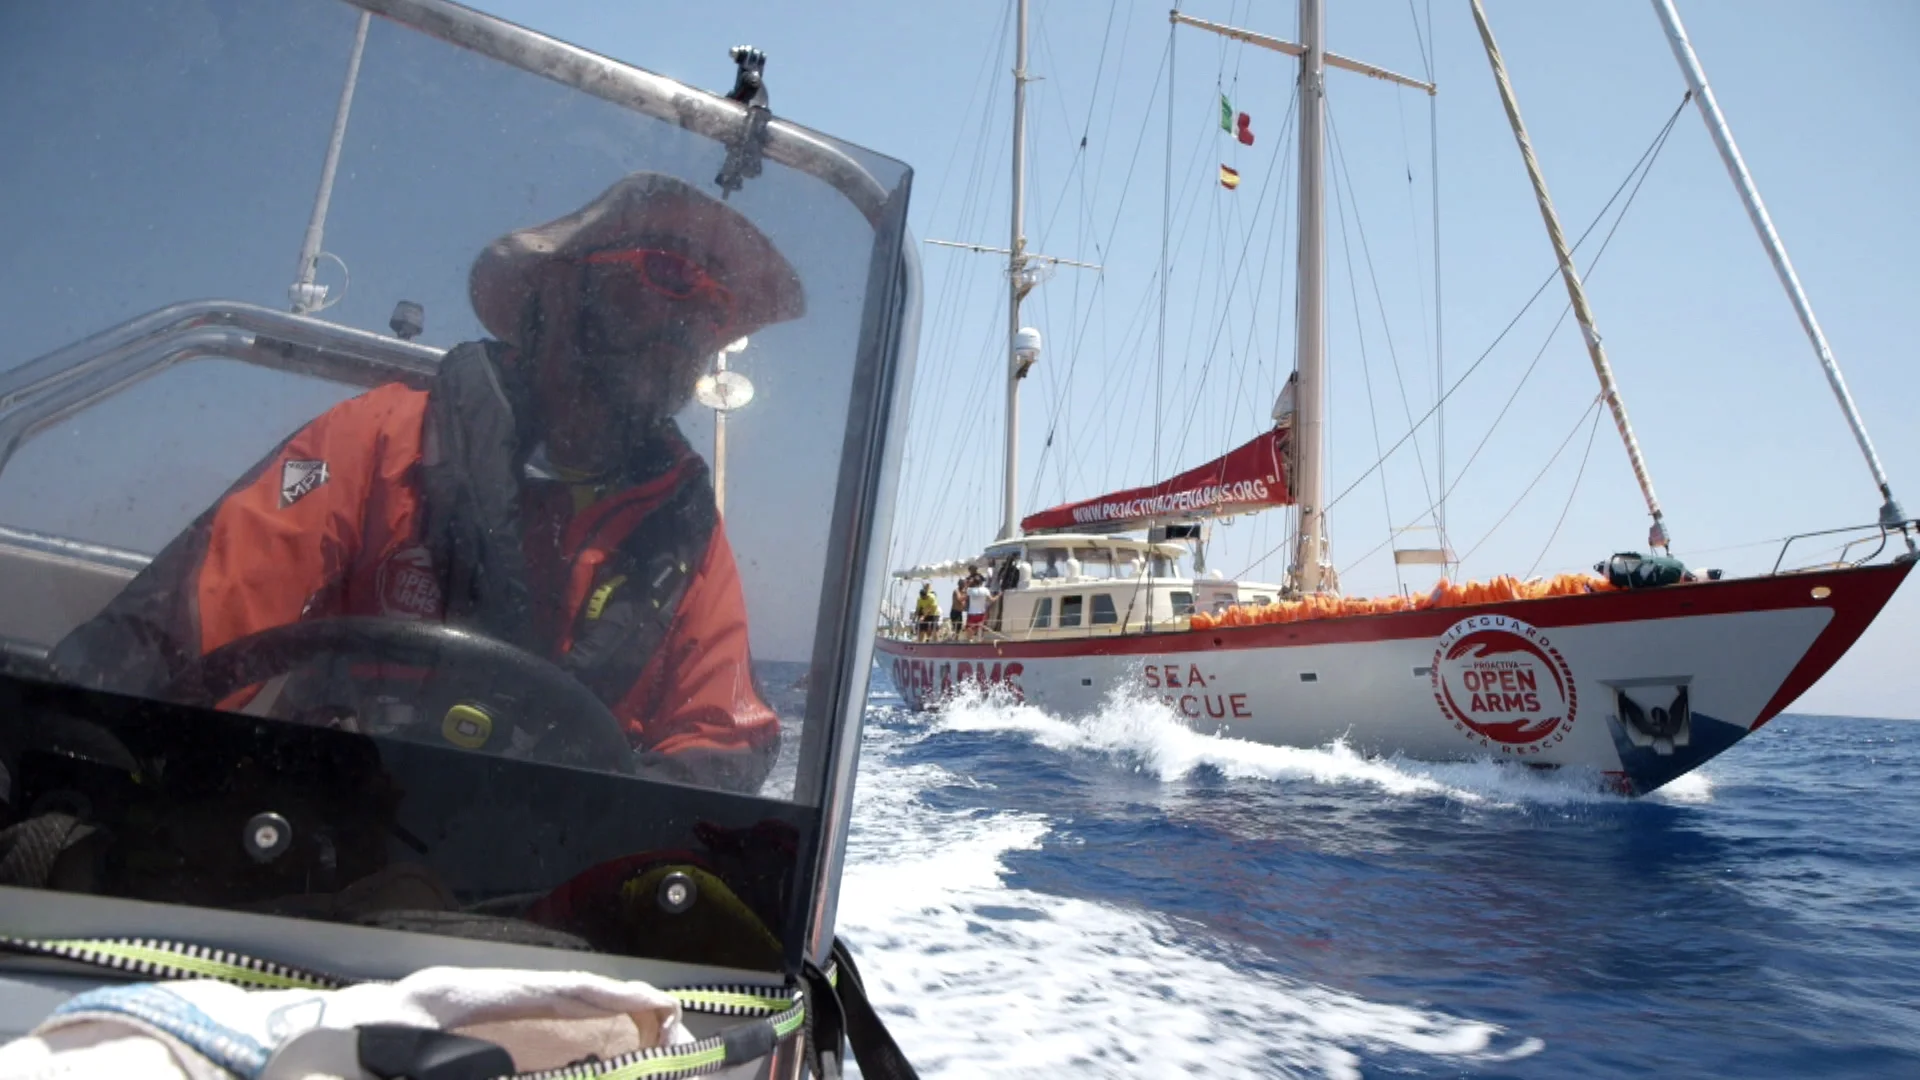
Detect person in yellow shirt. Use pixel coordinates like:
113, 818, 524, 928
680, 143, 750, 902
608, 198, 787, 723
913, 583, 941, 641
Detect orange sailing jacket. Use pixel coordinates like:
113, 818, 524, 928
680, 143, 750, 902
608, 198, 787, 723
53, 343, 778, 791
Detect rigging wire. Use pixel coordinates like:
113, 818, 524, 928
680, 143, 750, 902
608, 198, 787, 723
1221, 84, 1300, 440
1233, 92, 1694, 581
1165, 85, 1299, 465
1327, 102, 1437, 517
1108, 79, 1225, 486
1411, 0, 1448, 559
1394, 94, 1433, 438
1025, 31, 1172, 508
1155, 7, 1177, 482
1457, 396, 1604, 566
1022, 0, 1116, 511
887, 10, 1013, 572
1419, 93, 1685, 565
1333, 395, 1603, 579
1527, 402, 1606, 577
1329, 130, 1405, 594
892, 6, 1012, 555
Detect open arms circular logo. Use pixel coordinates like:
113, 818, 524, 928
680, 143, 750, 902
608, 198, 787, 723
1432, 615, 1577, 753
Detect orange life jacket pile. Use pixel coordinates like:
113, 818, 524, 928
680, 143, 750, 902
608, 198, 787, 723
1187, 572, 1614, 631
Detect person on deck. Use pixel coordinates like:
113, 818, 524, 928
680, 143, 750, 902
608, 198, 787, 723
914, 584, 941, 641
50, 172, 803, 794
949, 581, 967, 639
965, 574, 992, 639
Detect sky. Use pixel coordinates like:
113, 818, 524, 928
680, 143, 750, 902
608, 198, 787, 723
0, 0, 906, 665
3, 0, 1915, 715
465, 0, 1920, 717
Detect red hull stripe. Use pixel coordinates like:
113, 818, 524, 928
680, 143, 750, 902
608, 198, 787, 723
875, 564, 1913, 703
1752, 562, 1910, 728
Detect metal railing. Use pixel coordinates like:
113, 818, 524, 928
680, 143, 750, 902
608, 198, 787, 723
352, 0, 895, 226
1770, 520, 1918, 576
0, 300, 445, 480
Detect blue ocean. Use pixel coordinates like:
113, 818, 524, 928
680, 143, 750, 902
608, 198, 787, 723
837, 672, 1920, 1078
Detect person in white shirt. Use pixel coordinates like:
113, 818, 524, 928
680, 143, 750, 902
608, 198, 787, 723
965, 574, 993, 639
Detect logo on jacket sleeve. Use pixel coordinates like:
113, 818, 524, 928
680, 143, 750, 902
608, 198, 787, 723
280, 459, 330, 507
1433, 615, 1577, 753
378, 545, 444, 620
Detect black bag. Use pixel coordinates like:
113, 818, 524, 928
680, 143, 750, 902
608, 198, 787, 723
1597, 552, 1689, 590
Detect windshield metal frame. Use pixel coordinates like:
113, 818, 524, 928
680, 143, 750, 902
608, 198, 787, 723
349, 0, 896, 225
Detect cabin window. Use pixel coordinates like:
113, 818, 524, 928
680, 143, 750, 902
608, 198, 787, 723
1170, 591, 1195, 616
1060, 595, 1085, 628
1091, 594, 1119, 625
1030, 597, 1054, 630
1079, 551, 1114, 580
1034, 548, 1069, 578
1151, 555, 1176, 576
1253, 594, 1273, 605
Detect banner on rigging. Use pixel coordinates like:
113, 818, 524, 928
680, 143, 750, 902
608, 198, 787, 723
1022, 427, 1293, 533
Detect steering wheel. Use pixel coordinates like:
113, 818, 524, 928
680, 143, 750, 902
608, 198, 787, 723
163, 617, 635, 771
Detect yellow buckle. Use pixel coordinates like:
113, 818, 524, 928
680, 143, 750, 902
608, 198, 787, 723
441, 703, 494, 749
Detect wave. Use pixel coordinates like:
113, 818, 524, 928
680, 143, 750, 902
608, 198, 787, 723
916, 682, 1672, 810
840, 716, 1544, 1077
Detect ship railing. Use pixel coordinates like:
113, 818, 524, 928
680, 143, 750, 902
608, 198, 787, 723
1769, 519, 1919, 575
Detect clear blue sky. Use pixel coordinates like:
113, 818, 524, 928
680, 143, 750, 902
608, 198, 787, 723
473, 0, 1918, 716
7, 0, 1914, 714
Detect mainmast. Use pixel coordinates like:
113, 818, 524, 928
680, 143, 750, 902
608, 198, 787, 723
1651, 0, 1909, 545
1290, 0, 1331, 593
1169, 5, 1433, 594
999, 0, 1032, 541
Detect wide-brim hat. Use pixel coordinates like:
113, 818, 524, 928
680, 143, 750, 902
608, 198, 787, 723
469, 172, 806, 347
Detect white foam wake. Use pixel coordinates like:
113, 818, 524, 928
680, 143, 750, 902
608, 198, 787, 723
839, 715, 1545, 1078
1652, 770, 1716, 804
925, 682, 1662, 810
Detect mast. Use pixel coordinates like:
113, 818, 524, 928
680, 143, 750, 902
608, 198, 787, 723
1166, 9, 1430, 590
1291, 0, 1332, 593
999, 0, 1031, 541
929, 0, 1092, 542
1428, 3, 1449, 568
1651, 0, 1908, 541
1468, 0, 1671, 551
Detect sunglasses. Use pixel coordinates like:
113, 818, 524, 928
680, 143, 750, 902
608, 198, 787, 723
579, 248, 734, 322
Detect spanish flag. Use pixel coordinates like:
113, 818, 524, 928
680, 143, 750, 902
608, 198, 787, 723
1219, 164, 1241, 190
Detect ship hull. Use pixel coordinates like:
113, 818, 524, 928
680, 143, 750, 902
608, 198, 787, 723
874, 562, 1911, 794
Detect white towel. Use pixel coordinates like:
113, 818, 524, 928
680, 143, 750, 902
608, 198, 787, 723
0, 965, 694, 1080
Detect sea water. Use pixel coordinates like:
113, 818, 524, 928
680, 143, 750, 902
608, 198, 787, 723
838, 674, 1920, 1078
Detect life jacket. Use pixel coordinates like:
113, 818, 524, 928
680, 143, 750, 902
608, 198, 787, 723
417, 342, 715, 703
51, 342, 773, 789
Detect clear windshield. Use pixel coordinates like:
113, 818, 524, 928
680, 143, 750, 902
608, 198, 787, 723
0, 0, 910, 971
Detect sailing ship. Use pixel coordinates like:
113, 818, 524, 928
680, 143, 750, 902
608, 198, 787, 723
875, 0, 1915, 796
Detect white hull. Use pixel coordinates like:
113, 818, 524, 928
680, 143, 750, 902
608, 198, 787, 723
876, 563, 1910, 794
